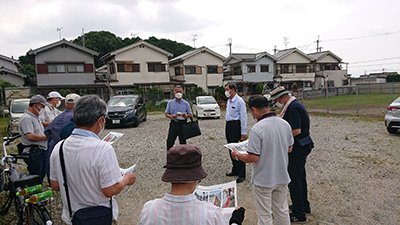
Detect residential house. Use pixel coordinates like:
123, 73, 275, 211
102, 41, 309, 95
27, 39, 104, 97
308, 51, 349, 87
100, 40, 173, 94
0, 54, 27, 87
169, 46, 225, 93
350, 73, 387, 85
223, 52, 275, 94
273, 48, 315, 90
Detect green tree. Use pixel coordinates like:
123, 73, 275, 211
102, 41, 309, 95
18, 55, 35, 78
386, 72, 400, 82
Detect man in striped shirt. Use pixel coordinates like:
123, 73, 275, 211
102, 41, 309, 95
138, 145, 245, 225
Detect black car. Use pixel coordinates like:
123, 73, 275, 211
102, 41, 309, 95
105, 95, 147, 128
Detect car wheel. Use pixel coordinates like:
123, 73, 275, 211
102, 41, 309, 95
216, 116, 220, 119
143, 112, 147, 121
133, 116, 140, 127
387, 127, 398, 133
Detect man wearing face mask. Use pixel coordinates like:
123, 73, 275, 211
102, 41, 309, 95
50, 95, 136, 224
165, 85, 192, 152
19, 95, 49, 184
224, 83, 247, 183
40, 91, 64, 128
269, 86, 314, 223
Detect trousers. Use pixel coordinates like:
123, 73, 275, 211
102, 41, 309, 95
225, 120, 245, 178
23, 148, 47, 185
288, 156, 310, 218
166, 120, 187, 151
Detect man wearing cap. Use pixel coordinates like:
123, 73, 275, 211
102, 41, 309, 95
225, 83, 247, 183
138, 145, 245, 225
269, 86, 314, 223
39, 91, 64, 128
44, 93, 81, 183
19, 95, 49, 183
231, 95, 293, 225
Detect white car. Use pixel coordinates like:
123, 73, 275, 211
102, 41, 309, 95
3, 98, 30, 136
192, 96, 220, 119
385, 96, 400, 133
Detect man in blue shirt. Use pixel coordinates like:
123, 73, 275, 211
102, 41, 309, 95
165, 85, 192, 151
44, 93, 80, 183
225, 83, 247, 183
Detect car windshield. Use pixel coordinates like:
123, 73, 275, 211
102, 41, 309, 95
108, 98, 136, 107
198, 97, 217, 105
11, 101, 29, 113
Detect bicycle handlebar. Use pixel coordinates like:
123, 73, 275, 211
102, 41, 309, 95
3, 134, 22, 144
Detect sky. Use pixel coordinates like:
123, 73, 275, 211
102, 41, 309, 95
1, 0, 399, 77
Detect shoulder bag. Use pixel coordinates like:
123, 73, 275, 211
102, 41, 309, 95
59, 140, 113, 225
182, 116, 201, 139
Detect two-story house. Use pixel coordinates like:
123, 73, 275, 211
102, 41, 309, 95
273, 48, 315, 90
27, 39, 103, 96
0, 54, 27, 87
308, 51, 349, 87
100, 40, 173, 93
169, 46, 225, 93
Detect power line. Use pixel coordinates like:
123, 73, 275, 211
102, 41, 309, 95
322, 30, 400, 42
350, 61, 400, 68
350, 56, 400, 64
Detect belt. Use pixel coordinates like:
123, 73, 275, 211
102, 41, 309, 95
171, 119, 187, 123
226, 120, 240, 123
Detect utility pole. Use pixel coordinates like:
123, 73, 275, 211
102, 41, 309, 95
273, 45, 278, 54
228, 38, 232, 56
192, 34, 197, 48
82, 28, 85, 47
283, 37, 290, 49
57, 27, 63, 40
316, 35, 320, 52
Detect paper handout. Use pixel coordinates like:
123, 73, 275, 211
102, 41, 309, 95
102, 132, 124, 144
224, 140, 249, 154
120, 157, 140, 177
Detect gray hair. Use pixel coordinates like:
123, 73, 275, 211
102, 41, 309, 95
73, 95, 107, 127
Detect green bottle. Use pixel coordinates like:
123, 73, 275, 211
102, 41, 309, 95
25, 190, 53, 203
16, 184, 42, 196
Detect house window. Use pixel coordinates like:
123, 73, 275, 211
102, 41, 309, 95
207, 66, 218, 74
48, 64, 66, 73
117, 63, 140, 72
304, 82, 311, 87
247, 65, 256, 73
110, 64, 115, 74
233, 66, 242, 75
175, 67, 182, 75
260, 65, 269, 72
296, 65, 307, 73
67, 64, 84, 73
281, 65, 289, 73
185, 66, 196, 74
148, 63, 166, 72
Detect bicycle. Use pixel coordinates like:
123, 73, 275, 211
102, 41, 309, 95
0, 134, 53, 225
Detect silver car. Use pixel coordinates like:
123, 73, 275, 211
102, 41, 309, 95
384, 96, 400, 133
192, 96, 220, 119
3, 98, 30, 136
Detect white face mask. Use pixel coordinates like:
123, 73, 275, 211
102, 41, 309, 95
175, 93, 183, 99
275, 101, 284, 108
225, 91, 231, 98
34, 105, 43, 115
98, 117, 105, 135
56, 100, 61, 108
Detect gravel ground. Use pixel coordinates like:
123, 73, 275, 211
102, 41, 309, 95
47, 112, 400, 225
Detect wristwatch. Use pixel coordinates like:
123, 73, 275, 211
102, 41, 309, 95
235, 151, 240, 161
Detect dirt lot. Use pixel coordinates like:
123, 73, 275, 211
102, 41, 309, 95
6, 112, 399, 224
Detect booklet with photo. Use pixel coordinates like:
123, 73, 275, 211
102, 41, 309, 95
194, 181, 237, 221
102, 131, 124, 144
224, 140, 249, 154
120, 157, 140, 177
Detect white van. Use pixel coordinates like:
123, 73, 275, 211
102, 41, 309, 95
3, 98, 30, 136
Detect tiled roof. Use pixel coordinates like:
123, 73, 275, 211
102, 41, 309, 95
0, 54, 21, 67
0, 66, 28, 78
228, 52, 275, 62
308, 51, 342, 62
169, 46, 225, 63
273, 48, 313, 61
28, 39, 99, 56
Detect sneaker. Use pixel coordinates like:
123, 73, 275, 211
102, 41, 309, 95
290, 213, 306, 223
289, 205, 311, 214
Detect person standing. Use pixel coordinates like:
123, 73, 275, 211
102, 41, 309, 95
50, 95, 136, 224
19, 95, 49, 184
270, 86, 314, 223
231, 95, 293, 225
225, 83, 247, 183
165, 85, 192, 151
39, 91, 64, 128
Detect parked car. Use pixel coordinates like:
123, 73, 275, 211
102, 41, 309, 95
192, 96, 220, 119
385, 96, 400, 133
105, 95, 147, 128
3, 98, 30, 136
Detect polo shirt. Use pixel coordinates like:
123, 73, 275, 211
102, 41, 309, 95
19, 110, 47, 151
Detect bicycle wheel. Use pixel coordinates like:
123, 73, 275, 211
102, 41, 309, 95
29, 204, 46, 225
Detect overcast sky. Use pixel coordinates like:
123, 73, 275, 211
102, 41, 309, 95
1, 0, 399, 77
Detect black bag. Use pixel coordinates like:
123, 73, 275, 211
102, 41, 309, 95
72, 205, 112, 225
182, 117, 201, 139
297, 136, 314, 147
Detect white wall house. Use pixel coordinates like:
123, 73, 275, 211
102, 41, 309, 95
101, 40, 173, 92
169, 46, 225, 93
0, 54, 26, 87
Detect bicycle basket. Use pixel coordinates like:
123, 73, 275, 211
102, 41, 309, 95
0, 167, 4, 192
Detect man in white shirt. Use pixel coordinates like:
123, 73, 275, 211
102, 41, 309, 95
39, 91, 64, 128
50, 95, 136, 224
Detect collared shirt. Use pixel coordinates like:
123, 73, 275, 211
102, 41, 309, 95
50, 128, 121, 225
226, 94, 247, 135
138, 193, 228, 225
39, 105, 61, 122
19, 110, 47, 150
44, 109, 73, 153
165, 98, 192, 121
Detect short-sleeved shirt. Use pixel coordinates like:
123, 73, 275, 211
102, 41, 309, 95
138, 193, 228, 225
226, 94, 247, 135
50, 128, 122, 225
165, 98, 192, 121
247, 113, 293, 188
19, 110, 47, 151
44, 109, 73, 152
39, 105, 61, 122
59, 118, 76, 140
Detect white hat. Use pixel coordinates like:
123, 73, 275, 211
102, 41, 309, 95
65, 93, 81, 104
47, 91, 65, 100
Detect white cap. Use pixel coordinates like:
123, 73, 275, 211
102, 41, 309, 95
47, 91, 65, 100
65, 93, 81, 104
